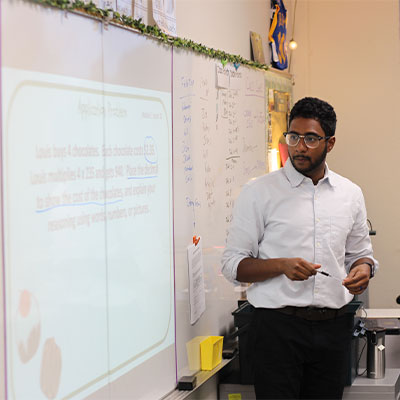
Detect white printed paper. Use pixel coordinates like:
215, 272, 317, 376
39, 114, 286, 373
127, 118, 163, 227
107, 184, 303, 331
229, 66, 242, 90
103, 0, 116, 9
116, 0, 132, 16
152, 0, 177, 36
134, 0, 148, 24
216, 64, 229, 89
187, 238, 206, 325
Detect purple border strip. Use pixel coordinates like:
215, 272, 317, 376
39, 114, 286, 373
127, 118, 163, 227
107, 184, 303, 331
171, 45, 178, 386
0, 0, 8, 397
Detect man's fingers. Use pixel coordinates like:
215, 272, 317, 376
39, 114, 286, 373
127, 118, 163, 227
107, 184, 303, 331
346, 281, 368, 291
349, 284, 367, 295
298, 260, 320, 275
343, 270, 357, 283
284, 259, 321, 281
292, 264, 319, 280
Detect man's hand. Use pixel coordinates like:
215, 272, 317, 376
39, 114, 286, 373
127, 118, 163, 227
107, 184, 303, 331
342, 264, 370, 295
236, 257, 320, 283
281, 258, 321, 281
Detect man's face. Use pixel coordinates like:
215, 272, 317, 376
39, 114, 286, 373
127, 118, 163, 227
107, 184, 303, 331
287, 117, 335, 178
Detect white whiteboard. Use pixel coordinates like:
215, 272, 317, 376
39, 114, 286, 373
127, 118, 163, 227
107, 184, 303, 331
173, 48, 267, 377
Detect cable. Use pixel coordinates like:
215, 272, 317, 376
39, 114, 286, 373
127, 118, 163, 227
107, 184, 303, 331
359, 304, 368, 320
354, 304, 368, 376
356, 336, 368, 376
288, 0, 298, 74
291, 0, 298, 38
367, 219, 376, 235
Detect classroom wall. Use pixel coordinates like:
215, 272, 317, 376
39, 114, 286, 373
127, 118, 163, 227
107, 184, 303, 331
176, 0, 271, 63
286, 0, 400, 309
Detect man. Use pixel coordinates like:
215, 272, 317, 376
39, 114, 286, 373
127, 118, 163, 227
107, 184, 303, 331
222, 97, 378, 399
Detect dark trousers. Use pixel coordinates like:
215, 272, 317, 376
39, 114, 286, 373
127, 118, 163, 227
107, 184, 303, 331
248, 308, 353, 400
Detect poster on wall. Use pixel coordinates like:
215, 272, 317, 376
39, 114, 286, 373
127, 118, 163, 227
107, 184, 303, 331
267, 88, 290, 170
250, 31, 266, 64
269, 0, 288, 70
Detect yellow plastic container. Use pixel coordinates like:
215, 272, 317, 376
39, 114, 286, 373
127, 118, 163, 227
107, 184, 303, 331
200, 336, 223, 371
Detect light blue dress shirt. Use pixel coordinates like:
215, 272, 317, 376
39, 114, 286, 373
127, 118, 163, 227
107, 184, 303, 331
221, 159, 378, 309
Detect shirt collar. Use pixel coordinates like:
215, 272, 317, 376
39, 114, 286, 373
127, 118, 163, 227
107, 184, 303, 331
283, 158, 336, 188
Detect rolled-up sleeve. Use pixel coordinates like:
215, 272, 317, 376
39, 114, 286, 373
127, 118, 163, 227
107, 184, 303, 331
345, 190, 379, 272
221, 182, 265, 283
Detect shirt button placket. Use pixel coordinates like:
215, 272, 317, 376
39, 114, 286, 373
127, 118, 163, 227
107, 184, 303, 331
314, 189, 323, 284
314, 191, 319, 257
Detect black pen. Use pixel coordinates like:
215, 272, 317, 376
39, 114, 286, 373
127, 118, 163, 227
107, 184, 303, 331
316, 270, 342, 282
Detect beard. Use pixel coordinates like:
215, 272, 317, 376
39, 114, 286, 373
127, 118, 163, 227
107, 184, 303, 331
289, 144, 328, 175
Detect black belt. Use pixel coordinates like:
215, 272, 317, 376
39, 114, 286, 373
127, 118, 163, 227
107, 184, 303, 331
274, 305, 347, 321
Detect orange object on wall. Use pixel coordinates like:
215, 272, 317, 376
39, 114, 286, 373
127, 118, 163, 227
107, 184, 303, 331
279, 142, 288, 166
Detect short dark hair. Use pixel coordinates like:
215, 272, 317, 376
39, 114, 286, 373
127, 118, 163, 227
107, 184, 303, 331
289, 97, 337, 137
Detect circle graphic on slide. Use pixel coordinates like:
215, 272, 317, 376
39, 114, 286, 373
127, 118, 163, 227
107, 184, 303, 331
16, 290, 41, 363
40, 337, 62, 400
144, 136, 158, 165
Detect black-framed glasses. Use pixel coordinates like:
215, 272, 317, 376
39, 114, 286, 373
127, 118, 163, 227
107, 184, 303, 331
283, 132, 332, 149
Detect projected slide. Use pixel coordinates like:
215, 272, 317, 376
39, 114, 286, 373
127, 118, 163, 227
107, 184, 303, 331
2, 68, 174, 399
